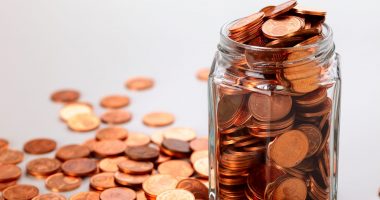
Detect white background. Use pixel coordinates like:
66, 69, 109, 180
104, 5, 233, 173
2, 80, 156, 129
0, 0, 379, 199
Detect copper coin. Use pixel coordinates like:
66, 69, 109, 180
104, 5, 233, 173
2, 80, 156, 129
101, 110, 132, 124
294, 7, 326, 16
51, 89, 80, 103
3, 184, 39, 200
45, 173, 82, 192
100, 187, 136, 200
67, 113, 100, 132
0, 180, 17, 191
269, 130, 309, 168
118, 160, 154, 175
272, 177, 307, 200
248, 92, 292, 122
142, 112, 175, 127
158, 160, 194, 178
0, 139, 8, 151
126, 146, 159, 162
99, 157, 127, 172
125, 133, 151, 147
162, 128, 196, 142
190, 150, 208, 164
297, 124, 322, 158
260, 6, 275, 18
156, 189, 195, 200
100, 95, 130, 109
142, 174, 178, 197
295, 35, 323, 47
61, 158, 97, 177
265, 36, 304, 48
26, 158, 61, 177
0, 164, 21, 183
176, 179, 208, 200
189, 138, 208, 151
24, 138, 57, 154
229, 12, 264, 32
83, 139, 98, 152
96, 127, 128, 141
265, 0, 297, 18
90, 172, 116, 191
217, 94, 244, 126
125, 77, 154, 91
32, 193, 66, 200
196, 68, 210, 81
70, 192, 100, 200
114, 172, 150, 186
0, 149, 24, 164
193, 157, 209, 178
60, 102, 93, 122
93, 140, 127, 157
150, 131, 164, 145
56, 144, 91, 161
262, 16, 303, 39
161, 139, 191, 158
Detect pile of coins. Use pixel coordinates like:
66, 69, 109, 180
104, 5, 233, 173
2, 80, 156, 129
0, 73, 210, 200
212, 1, 335, 200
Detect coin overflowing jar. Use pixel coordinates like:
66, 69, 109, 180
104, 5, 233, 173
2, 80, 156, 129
208, 1, 341, 200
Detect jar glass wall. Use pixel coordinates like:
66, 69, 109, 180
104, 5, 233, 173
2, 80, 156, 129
208, 22, 341, 200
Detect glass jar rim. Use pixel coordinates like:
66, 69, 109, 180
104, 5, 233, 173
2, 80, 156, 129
219, 19, 333, 52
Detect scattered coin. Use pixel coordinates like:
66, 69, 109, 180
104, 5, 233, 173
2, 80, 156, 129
70, 192, 100, 200
60, 102, 93, 122
189, 138, 208, 151
99, 156, 127, 172
100, 95, 130, 109
0, 164, 21, 183
26, 158, 61, 177
114, 171, 150, 186
193, 157, 209, 178
93, 140, 127, 157
24, 138, 57, 154
156, 189, 195, 200
3, 184, 39, 200
90, 172, 117, 191
126, 146, 159, 162
125, 77, 154, 91
125, 133, 151, 147
142, 112, 175, 127
0, 149, 24, 165
51, 89, 80, 103
158, 160, 194, 178
101, 110, 132, 124
118, 160, 154, 175
0, 180, 17, 192
61, 158, 97, 177
161, 139, 191, 158
162, 128, 196, 142
150, 131, 164, 145
67, 113, 100, 132
176, 179, 209, 200
32, 193, 66, 200
142, 174, 178, 198
96, 126, 128, 141
190, 150, 208, 164
196, 68, 210, 81
56, 144, 91, 161
100, 187, 136, 200
45, 173, 82, 192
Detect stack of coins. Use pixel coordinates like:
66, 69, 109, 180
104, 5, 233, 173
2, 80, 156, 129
214, 1, 334, 200
0, 73, 210, 200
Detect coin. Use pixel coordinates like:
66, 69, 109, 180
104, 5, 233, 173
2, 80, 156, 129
193, 157, 209, 178
142, 174, 178, 197
125, 77, 154, 91
45, 173, 82, 192
248, 92, 292, 121
100, 95, 130, 109
3, 184, 39, 200
176, 179, 208, 200
0, 139, 8, 151
125, 133, 151, 147
158, 160, 194, 178
99, 157, 127, 173
142, 112, 175, 127
272, 177, 307, 200
24, 138, 57, 154
118, 160, 154, 175
262, 16, 303, 39
189, 138, 208, 151
0, 149, 24, 165
0, 164, 21, 183
260, 6, 275, 18
162, 128, 196, 142
60, 102, 93, 122
293, 7, 326, 17
26, 158, 61, 177
126, 146, 159, 162
190, 150, 208, 164
90, 172, 116, 191
114, 171, 150, 186
229, 12, 264, 33
32, 193, 66, 200
196, 68, 210, 81
70, 192, 100, 200
96, 127, 128, 141
269, 130, 309, 168
161, 139, 191, 158
0, 180, 17, 191
93, 140, 127, 157
82, 139, 98, 152
297, 124, 322, 158
61, 158, 97, 177
56, 144, 91, 161
100, 187, 136, 200
156, 189, 195, 200
67, 113, 100, 132
150, 131, 164, 145
265, 0, 297, 18
101, 110, 132, 124
51, 89, 80, 103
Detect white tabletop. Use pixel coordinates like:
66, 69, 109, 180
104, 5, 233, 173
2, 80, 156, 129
0, 0, 379, 199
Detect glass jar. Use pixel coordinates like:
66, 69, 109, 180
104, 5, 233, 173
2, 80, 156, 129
208, 21, 341, 200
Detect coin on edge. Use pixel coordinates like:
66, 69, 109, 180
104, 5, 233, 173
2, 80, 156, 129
158, 160, 194, 178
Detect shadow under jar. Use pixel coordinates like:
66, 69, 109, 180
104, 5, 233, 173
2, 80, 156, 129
208, 22, 341, 200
